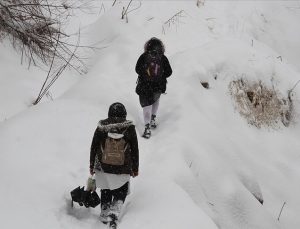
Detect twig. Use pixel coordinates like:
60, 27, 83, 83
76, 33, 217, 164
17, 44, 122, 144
127, 1, 142, 15
121, 0, 133, 19
290, 80, 300, 92
99, 3, 105, 14
162, 26, 166, 35
121, 0, 140, 21
208, 202, 214, 206
164, 10, 186, 27
277, 202, 286, 221
33, 32, 60, 105
147, 17, 154, 21
288, 80, 300, 102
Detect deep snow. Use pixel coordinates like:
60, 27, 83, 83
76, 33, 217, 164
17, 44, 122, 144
1, 1, 300, 229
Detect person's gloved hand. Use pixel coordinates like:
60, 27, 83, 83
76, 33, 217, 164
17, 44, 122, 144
131, 171, 138, 178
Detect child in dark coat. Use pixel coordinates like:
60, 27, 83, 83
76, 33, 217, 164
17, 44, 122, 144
90, 102, 139, 228
135, 37, 172, 138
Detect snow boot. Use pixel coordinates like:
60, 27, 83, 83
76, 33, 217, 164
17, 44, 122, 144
108, 214, 118, 229
142, 124, 151, 139
108, 213, 118, 229
108, 200, 123, 228
100, 203, 110, 224
150, 115, 157, 129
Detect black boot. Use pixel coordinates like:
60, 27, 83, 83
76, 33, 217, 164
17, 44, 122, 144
108, 213, 118, 229
150, 115, 157, 129
142, 123, 151, 139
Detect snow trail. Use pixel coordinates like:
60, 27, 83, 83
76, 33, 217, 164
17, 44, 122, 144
1, 1, 300, 229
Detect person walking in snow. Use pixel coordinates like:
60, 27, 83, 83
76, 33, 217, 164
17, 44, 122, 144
135, 37, 172, 139
89, 102, 139, 228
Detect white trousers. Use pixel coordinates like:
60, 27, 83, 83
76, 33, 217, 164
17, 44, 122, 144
143, 98, 160, 125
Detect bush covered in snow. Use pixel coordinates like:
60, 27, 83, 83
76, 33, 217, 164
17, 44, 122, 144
229, 79, 293, 128
0, 1, 69, 65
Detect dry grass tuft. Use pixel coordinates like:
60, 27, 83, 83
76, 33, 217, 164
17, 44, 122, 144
229, 79, 293, 128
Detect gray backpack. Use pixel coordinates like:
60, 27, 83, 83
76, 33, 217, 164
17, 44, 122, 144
101, 131, 128, 166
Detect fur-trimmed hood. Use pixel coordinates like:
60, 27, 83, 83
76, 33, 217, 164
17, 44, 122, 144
144, 37, 165, 54
90, 118, 139, 175
97, 119, 133, 133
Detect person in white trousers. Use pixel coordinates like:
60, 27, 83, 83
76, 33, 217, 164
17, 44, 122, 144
135, 37, 172, 138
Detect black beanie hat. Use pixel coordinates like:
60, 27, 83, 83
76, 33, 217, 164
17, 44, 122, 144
108, 102, 127, 118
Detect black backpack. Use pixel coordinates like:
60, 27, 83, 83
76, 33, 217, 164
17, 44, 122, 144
144, 50, 163, 80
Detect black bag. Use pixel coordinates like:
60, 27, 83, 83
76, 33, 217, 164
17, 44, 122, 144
144, 50, 163, 79
70, 186, 100, 208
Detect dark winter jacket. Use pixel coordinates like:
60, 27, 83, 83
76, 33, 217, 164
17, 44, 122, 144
90, 117, 139, 175
135, 53, 172, 96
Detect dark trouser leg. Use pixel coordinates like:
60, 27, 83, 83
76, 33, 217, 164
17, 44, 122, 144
109, 182, 129, 222
112, 182, 129, 203
101, 189, 113, 206
100, 189, 113, 223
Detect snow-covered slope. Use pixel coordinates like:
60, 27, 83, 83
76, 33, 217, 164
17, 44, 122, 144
1, 1, 300, 229
0, 41, 80, 122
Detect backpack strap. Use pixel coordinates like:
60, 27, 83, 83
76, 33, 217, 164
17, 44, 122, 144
120, 127, 129, 152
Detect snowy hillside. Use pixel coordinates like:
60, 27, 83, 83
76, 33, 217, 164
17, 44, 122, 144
1, 1, 300, 229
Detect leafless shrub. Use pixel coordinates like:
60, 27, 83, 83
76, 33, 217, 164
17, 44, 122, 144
229, 79, 294, 128
0, 0, 99, 104
1, 1, 77, 68
162, 10, 186, 34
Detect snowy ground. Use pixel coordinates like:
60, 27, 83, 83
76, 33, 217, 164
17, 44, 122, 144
1, 1, 300, 229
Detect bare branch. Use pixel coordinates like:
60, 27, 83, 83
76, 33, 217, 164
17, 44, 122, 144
277, 202, 286, 221
164, 10, 186, 27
